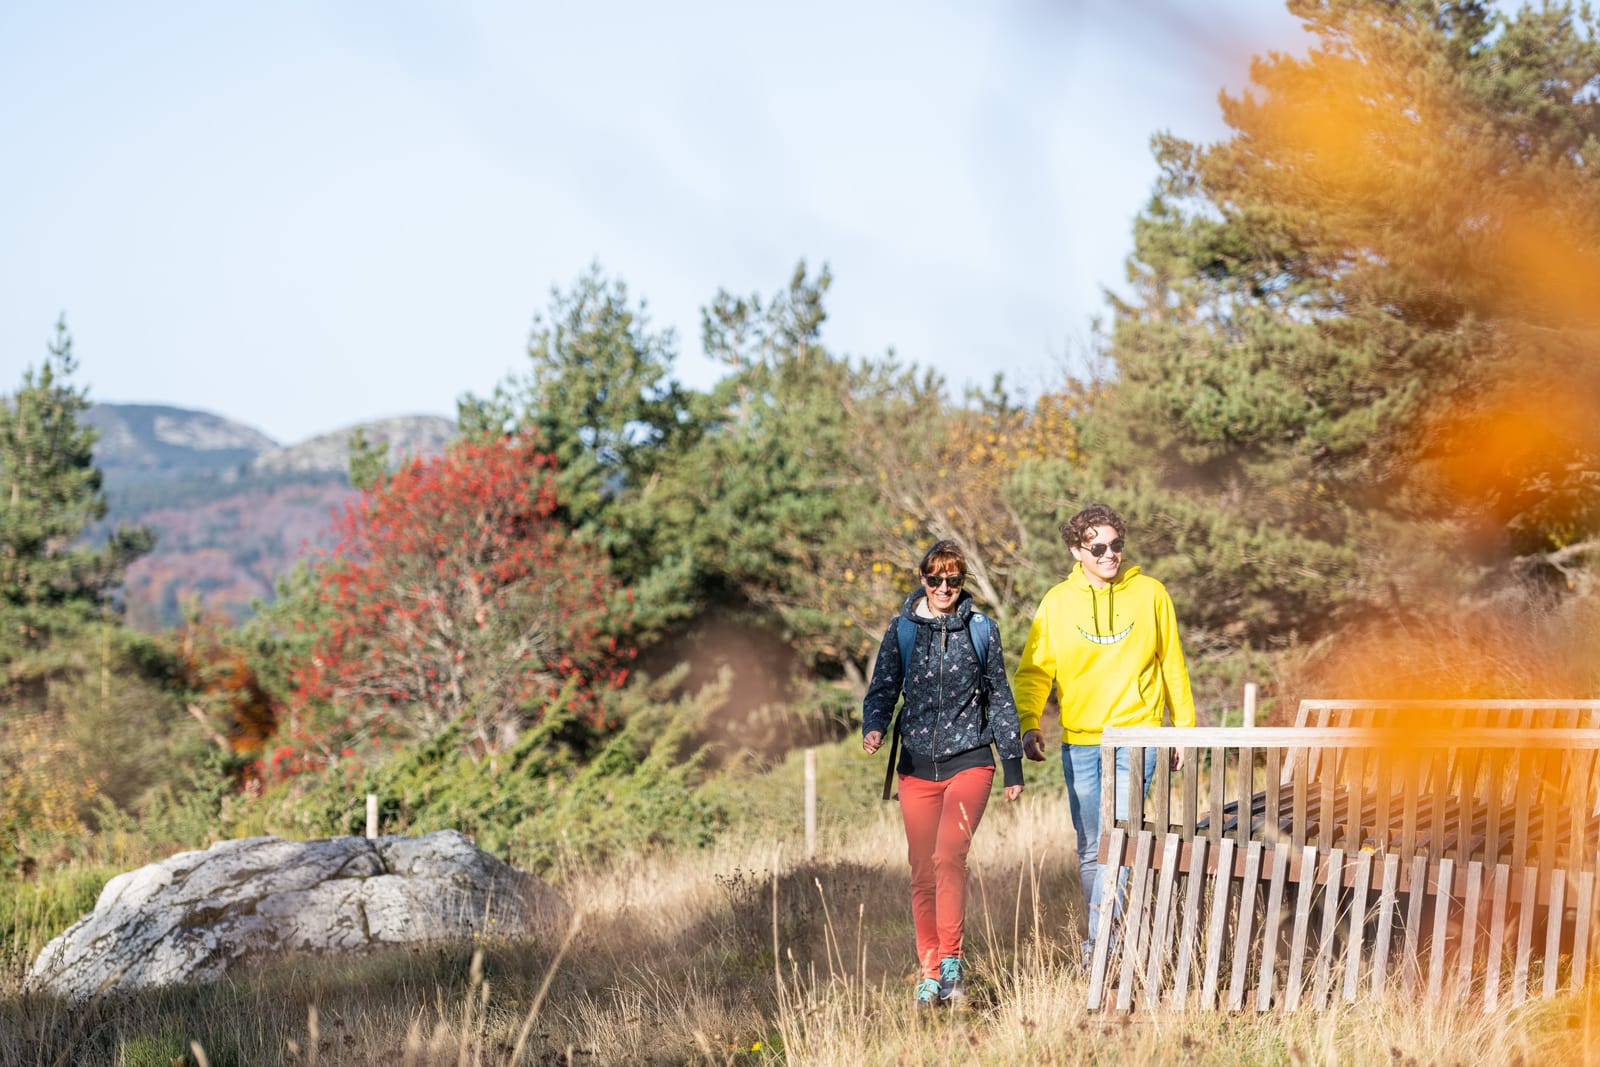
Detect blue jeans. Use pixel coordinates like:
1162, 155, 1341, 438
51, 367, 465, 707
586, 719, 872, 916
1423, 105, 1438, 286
1063, 743, 1157, 957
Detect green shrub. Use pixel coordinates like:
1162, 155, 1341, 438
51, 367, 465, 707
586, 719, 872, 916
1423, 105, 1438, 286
231, 669, 732, 879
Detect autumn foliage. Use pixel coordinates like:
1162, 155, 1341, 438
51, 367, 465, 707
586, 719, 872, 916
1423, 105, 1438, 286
282, 434, 631, 773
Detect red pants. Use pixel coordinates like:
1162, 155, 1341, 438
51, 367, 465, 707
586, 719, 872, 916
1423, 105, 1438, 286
898, 766, 994, 980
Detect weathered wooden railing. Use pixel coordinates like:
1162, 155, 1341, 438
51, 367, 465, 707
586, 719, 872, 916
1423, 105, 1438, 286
1086, 706, 1600, 1013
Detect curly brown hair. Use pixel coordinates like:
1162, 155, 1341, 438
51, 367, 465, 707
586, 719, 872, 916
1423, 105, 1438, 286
1059, 503, 1126, 548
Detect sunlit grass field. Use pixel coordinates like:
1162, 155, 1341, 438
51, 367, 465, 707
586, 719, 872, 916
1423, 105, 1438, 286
1, 737, 1593, 1065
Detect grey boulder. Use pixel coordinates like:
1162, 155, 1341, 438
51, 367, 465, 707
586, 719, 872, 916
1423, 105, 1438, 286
25, 830, 567, 1001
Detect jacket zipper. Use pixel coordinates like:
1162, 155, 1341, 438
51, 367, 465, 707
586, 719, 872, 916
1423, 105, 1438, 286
933, 629, 947, 780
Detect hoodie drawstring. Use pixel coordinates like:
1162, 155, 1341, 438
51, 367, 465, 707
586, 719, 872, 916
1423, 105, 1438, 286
1089, 582, 1115, 636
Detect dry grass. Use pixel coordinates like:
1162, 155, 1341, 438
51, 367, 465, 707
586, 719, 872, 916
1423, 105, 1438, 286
1, 755, 1596, 1065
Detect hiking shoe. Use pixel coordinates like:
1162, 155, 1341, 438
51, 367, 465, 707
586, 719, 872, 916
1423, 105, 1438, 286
915, 978, 942, 1008
938, 956, 966, 1004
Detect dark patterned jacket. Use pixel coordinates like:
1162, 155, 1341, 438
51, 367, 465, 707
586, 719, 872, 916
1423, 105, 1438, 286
862, 590, 1024, 787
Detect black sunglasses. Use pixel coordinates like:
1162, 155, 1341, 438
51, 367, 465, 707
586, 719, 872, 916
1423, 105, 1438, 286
923, 574, 965, 590
1083, 538, 1125, 558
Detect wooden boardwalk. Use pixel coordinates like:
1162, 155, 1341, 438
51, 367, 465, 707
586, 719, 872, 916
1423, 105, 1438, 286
1085, 700, 1600, 1012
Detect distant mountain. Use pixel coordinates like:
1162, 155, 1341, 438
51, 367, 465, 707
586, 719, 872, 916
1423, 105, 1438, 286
87, 403, 458, 629
251, 415, 458, 476
85, 403, 277, 484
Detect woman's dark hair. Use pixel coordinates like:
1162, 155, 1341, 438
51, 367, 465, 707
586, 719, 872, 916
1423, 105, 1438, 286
919, 538, 967, 577
1060, 502, 1127, 548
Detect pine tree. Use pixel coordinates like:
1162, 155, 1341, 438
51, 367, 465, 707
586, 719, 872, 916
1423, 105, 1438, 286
1056, 0, 1600, 648
0, 319, 153, 653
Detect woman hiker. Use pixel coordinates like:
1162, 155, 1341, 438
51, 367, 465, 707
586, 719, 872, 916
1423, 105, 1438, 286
861, 539, 1025, 1008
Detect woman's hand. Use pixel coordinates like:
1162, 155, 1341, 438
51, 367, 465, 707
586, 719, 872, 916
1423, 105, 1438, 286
862, 730, 884, 754
1004, 784, 1024, 802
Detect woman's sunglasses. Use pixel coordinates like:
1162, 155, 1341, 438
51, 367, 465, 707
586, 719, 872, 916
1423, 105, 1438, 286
1083, 538, 1125, 558
922, 574, 965, 590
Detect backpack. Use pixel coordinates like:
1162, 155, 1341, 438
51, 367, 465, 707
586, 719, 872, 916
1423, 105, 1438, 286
881, 612, 994, 801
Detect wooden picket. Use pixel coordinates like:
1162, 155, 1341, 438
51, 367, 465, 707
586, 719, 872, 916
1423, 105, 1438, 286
1084, 701, 1600, 1013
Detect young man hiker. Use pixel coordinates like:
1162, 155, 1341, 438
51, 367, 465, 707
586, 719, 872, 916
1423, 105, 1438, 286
1012, 503, 1196, 965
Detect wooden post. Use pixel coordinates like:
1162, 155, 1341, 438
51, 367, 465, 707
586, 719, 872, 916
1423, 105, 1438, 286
804, 748, 817, 858
366, 793, 378, 839
1244, 682, 1258, 729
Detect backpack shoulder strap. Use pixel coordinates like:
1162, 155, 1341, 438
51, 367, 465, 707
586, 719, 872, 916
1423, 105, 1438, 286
968, 612, 992, 671
895, 616, 916, 688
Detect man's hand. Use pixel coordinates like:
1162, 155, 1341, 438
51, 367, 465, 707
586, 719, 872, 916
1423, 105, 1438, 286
1004, 784, 1024, 802
1022, 730, 1046, 762
1171, 748, 1185, 771
862, 730, 884, 755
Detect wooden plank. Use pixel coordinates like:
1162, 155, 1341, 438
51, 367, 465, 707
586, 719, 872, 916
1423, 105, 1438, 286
1512, 865, 1538, 1006
1143, 833, 1182, 1009
1543, 869, 1565, 999
1456, 744, 1483, 866
1343, 849, 1373, 1003
1257, 843, 1291, 1011
1291, 749, 1309, 850
1511, 751, 1536, 871
1427, 857, 1454, 1004
1427, 746, 1448, 859
1375, 749, 1393, 858
1129, 747, 1147, 838
1568, 750, 1596, 873
1237, 747, 1255, 849
1115, 831, 1156, 1013
1370, 853, 1401, 1000
1300, 699, 1600, 713
1181, 747, 1198, 839
1208, 746, 1225, 846
1347, 748, 1365, 852
1402, 854, 1428, 993
1312, 848, 1344, 1009
1487, 749, 1508, 868
1101, 727, 1600, 749
1457, 861, 1483, 1005
1227, 841, 1264, 1012
1400, 751, 1421, 863
1573, 868, 1595, 993
1537, 750, 1559, 883
1265, 747, 1283, 843
1153, 747, 1171, 837
1283, 844, 1318, 1012
1315, 751, 1333, 852
1085, 827, 1126, 1010
1100, 746, 1116, 839
1173, 835, 1208, 1008
1484, 863, 1510, 1014
1200, 837, 1235, 1010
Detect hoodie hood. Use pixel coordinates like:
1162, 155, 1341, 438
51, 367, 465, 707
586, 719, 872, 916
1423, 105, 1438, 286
1064, 560, 1142, 591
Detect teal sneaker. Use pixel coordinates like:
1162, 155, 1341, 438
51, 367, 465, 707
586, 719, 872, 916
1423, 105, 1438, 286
914, 978, 942, 1008
938, 956, 966, 1004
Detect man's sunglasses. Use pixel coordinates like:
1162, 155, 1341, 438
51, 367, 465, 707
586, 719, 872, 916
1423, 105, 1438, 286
1083, 538, 1125, 558
923, 574, 965, 590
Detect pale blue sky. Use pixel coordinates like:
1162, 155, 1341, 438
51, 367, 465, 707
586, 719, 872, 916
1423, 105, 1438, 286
1, 2, 1306, 444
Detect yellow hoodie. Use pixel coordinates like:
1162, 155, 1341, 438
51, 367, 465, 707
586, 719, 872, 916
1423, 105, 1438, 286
1013, 562, 1195, 745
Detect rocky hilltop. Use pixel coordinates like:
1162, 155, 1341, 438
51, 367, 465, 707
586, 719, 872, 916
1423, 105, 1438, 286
87, 403, 458, 629
252, 415, 458, 475
84, 404, 277, 482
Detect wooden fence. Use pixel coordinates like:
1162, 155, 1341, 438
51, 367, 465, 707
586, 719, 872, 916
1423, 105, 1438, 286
1085, 702, 1600, 1013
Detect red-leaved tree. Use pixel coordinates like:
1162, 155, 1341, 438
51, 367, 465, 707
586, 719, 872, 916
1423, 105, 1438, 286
284, 434, 631, 770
